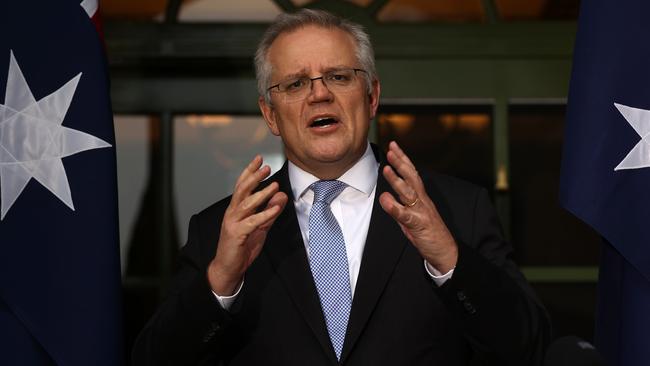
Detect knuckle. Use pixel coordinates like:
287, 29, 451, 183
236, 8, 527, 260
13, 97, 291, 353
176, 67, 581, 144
247, 215, 262, 229
222, 224, 235, 237
404, 212, 418, 226
240, 217, 252, 229
241, 199, 253, 211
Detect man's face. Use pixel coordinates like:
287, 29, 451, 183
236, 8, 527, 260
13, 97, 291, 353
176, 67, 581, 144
259, 25, 380, 179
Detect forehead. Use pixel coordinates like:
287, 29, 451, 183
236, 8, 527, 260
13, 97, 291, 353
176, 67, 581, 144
267, 25, 358, 77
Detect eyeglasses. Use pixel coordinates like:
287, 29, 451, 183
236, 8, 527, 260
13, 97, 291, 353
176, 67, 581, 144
267, 68, 367, 103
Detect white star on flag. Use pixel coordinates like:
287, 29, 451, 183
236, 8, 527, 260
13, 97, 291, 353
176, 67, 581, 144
80, 0, 98, 18
614, 102, 650, 171
0, 50, 111, 220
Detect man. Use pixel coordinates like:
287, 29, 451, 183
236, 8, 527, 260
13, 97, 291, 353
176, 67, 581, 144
133, 9, 550, 366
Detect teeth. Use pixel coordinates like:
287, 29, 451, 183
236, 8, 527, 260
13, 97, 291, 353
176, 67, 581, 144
311, 117, 337, 127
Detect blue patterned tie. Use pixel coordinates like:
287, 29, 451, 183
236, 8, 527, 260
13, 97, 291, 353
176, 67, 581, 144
308, 180, 352, 360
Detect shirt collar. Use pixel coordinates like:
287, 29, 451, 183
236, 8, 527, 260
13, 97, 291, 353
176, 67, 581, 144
288, 143, 378, 201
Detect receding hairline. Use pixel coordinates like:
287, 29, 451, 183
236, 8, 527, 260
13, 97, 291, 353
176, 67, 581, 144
265, 24, 361, 69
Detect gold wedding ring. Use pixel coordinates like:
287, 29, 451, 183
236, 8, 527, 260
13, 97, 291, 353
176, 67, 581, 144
405, 197, 419, 207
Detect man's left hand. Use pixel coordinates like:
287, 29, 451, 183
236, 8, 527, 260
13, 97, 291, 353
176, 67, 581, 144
379, 141, 458, 273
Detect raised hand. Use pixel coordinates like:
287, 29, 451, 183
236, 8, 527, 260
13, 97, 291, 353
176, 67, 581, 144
379, 141, 458, 273
207, 155, 288, 295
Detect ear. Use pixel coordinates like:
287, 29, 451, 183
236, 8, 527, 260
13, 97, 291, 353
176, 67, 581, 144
368, 79, 381, 119
259, 96, 280, 136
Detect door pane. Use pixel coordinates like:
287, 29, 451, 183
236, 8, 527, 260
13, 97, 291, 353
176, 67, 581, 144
377, 104, 493, 190
509, 104, 600, 266
174, 114, 284, 247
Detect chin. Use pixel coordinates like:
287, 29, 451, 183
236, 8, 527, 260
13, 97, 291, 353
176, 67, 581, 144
310, 143, 349, 162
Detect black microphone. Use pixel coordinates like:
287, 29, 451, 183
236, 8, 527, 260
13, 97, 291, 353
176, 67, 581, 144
543, 336, 606, 366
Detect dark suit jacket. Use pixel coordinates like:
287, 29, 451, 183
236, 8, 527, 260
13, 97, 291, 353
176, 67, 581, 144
132, 150, 550, 366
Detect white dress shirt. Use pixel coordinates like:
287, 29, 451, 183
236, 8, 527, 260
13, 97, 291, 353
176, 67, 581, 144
214, 143, 453, 309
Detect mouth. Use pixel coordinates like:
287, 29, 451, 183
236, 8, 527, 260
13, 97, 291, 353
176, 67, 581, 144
309, 116, 340, 129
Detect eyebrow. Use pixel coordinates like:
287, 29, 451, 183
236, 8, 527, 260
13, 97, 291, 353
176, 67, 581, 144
277, 65, 354, 81
278, 70, 307, 81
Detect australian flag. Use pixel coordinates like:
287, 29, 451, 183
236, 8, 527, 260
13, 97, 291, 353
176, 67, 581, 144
0, 1, 123, 365
560, 0, 650, 365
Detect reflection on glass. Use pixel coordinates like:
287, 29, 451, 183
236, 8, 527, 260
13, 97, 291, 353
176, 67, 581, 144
114, 115, 149, 274
100, 0, 166, 21
115, 114, 167, 354
509, 104, 600, 265
174, 115, 284, 246
178, 0, 282, 23
494, 0, 580, 21
377, 104, 493, 190
292, 0, 314, 6
293, 0, 372, 6
101, 0, 284, 22
345, 0, 373, 6
378, 0, 485, 23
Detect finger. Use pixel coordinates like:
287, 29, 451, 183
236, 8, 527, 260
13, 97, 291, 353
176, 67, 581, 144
232, 155, 262, 203
240, 202, 285, 235
234, 155, 262, 188
387, 155, 427, 201
389, 141, 416, 170
235, 164, 270, 197
378, 191, 416, 229
233, 181, 280, 219
386, 149, 419, 185
383, 165, 418, 205
232, 159, 271, 204
267, 190, 289, 208
257, 191, 289, 230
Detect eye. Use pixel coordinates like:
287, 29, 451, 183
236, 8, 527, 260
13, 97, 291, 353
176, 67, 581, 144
282, 78, 307, 92
327, 71, 352, 83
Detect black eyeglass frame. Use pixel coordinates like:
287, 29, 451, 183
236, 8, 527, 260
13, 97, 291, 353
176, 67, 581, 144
266, 68, 368, 93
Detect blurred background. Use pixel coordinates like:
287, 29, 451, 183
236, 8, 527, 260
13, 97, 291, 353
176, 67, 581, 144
103, 0, 596, 360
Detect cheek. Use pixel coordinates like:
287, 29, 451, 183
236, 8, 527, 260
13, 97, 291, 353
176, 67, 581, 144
352, 101, 372, 126
275, 117, 303, 144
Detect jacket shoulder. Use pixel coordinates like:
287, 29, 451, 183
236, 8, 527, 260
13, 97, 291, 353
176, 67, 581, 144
194, 195, 232, 224
421, 170, 486, 204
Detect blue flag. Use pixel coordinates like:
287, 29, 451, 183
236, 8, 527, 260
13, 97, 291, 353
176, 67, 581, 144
0, 1, 123, 365
560, 0, 650, 365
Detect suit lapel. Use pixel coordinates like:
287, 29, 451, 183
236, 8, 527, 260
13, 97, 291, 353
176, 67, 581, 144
262, 163, 338, 364
340, 159, 407, 363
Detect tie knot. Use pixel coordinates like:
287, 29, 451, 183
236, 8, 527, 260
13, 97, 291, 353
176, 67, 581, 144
311, 180, 347, 204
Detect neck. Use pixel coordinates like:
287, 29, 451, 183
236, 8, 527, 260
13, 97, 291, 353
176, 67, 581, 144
289, 151, 366, 180
293, 159, 356, 180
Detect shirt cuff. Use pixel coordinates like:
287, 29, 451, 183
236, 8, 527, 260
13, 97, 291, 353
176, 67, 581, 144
212, 280, 244, 310
424, 260, 454, 287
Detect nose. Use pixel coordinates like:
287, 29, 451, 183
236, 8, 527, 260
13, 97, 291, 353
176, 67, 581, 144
308, 77, 333, 103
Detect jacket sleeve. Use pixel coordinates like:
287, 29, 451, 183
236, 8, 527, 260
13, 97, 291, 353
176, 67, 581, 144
433, 187, 551, 366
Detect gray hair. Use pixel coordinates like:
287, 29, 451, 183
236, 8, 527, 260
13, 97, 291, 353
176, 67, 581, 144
254, 9, 377, 104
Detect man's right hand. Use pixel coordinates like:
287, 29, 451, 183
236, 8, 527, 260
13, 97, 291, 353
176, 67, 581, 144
207, 155, 288, 296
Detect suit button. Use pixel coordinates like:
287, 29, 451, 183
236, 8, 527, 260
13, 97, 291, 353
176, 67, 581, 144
202, 330, 215, 343
202, 323, 221, 343
463, 301, 477, 315
456, 291, 467, 301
